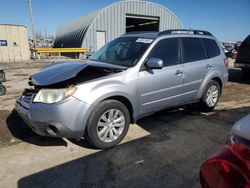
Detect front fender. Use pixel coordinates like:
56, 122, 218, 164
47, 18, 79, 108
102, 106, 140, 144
73, 79, 138, 138
74, 79, 138, 115
88, 89, 137, 117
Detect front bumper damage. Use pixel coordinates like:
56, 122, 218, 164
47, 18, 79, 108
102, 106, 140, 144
15, 93, 90, 140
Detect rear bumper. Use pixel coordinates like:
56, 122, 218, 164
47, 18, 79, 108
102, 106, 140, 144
15, 96, 90, 139
234, 62, 250, 69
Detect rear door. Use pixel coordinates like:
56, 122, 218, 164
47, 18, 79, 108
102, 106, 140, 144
138, 38, 184, 114
180, 37, 208, 102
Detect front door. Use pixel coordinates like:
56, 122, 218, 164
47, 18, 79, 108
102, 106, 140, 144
138, 38, 184, 114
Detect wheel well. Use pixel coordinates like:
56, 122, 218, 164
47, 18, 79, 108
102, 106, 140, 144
212, 77, 222, 91
103, 96, 134, 123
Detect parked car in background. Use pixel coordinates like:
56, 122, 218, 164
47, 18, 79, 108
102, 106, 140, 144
222, 42, 238, 59
200, 114, 250, 188
15, 29, 228, 149
235, 35, 250, 77
0, 68, 6, 96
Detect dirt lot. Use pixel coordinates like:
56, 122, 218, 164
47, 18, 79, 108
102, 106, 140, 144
0, 59, 249, 188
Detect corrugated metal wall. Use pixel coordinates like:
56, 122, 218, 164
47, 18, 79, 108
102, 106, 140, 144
0, 24, 30, 62
82, 1, 182, 52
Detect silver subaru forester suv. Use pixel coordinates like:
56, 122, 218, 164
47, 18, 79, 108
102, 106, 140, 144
15, 30, 229, 148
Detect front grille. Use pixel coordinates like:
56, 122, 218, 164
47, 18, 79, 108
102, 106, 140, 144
22, 95, 33, 104
19, 88, 38, 108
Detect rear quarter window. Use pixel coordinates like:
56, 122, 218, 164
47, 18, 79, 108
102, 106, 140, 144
202, 38, 221, 58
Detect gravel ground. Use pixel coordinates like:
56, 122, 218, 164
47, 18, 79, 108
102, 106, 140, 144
0, 59, 249, 188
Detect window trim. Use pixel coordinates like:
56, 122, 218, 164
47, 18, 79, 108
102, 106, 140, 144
200, 38, 209, 59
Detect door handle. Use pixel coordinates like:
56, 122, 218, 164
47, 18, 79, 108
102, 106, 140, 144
206, 64, 212, 69
175, 70, 183, 75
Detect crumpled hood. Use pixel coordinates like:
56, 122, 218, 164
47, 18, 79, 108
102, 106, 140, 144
30, 61, 127, 86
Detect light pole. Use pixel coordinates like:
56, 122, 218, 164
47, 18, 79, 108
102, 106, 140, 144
28, 0, 36, 48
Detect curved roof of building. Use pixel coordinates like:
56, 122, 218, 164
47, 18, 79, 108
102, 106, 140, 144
55, 10, 101, 47
54, 0, 182, 48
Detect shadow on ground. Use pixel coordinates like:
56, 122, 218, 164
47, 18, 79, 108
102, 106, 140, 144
6, 110, 67, 147
1, 66, 249, 187
17, 106, 249, 188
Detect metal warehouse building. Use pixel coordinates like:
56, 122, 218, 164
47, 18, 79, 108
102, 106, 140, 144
54, 0, 183, 56
0, 24, 30, 62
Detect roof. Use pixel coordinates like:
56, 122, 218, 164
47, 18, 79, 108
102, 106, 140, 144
55, 10, 101, 47
122, 29, 214, 39
123, 32, 159, 39
0, 24, 27, 28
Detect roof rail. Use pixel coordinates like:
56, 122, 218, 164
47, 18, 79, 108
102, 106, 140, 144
159, 29, 213, 36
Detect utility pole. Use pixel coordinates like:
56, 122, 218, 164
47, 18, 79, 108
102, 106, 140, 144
28, 0, 36, 48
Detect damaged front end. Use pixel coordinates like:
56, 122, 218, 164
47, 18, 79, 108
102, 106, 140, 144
15, 61, 127, 139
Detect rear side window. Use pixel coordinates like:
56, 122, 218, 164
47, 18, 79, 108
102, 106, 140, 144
182, 38, 205, 63
202, 38, 221, 58
148, 38, 179, 67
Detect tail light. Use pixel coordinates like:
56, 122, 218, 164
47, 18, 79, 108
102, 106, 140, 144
224, 58, 229, 68
200, 135, 250, 188
226, 135, 250, 169
200, 159, 249, 188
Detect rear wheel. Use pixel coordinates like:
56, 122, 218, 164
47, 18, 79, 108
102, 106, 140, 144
85, 100, 130, 149
0, 84, 6, 96
199, 80, 220, 112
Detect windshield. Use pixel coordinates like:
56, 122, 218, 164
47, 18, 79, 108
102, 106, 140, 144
90, 37, 153, 67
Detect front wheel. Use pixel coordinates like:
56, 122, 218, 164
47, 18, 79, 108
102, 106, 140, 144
199, 80, 221, 112
85, 100, 130, 149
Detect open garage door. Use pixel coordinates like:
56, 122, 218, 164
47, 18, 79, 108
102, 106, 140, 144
126, 14, 159, 33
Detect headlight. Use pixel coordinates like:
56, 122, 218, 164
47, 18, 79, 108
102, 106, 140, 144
33, 87, 77, 104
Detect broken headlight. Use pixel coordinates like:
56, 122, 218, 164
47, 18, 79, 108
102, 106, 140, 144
33, 87, 77, 104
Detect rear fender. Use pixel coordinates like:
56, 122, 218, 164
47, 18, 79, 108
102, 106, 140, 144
197, 70, 224, 99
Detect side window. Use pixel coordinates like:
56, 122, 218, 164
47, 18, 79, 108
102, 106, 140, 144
182, 38, 205, 63
148, 38, 179, 67
202, 38, 221, 58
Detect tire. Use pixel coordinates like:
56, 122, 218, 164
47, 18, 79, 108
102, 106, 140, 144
85, 100, 130, 149
0, 84, 6, 96
230, 53, 237, 59
199, 80, 221, 112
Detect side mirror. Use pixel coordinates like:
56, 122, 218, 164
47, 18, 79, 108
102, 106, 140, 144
145, 58, 163, 69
